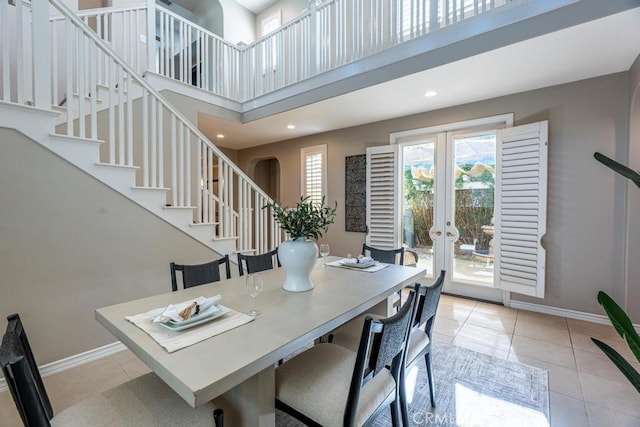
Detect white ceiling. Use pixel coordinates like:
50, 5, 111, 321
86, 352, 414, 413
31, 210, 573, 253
234, 0, 278, 14
199, 7, 640, 150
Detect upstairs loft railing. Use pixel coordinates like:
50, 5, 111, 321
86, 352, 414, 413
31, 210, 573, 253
241, 0, 515, 99
161, 0, 516, 100
42, 0, 517, 103
0, 0, 281, 255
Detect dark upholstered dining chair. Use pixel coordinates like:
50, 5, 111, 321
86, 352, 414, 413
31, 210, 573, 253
237, 248, 280, 276
403, 249, 419, 267
329, 271, 446, 425
275, 284, 420, 426
362, 244, 405, 265
170, 255, 231, 291
399, 270, 445, 416
362, 244, 407, 310
0, 314, 223, 427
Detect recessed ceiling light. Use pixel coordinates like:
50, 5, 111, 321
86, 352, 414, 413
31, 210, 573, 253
216, 134, 225, 139
424, 90, 438, 97
287, 124, 296, 129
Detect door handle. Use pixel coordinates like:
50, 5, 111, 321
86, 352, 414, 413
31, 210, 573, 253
446, 231, 454, 237
435, 231, 442, 236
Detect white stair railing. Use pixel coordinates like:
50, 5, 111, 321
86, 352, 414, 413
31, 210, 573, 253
1, 0, 32, 105
2, 0, 281, 254
50, 4, 149, 90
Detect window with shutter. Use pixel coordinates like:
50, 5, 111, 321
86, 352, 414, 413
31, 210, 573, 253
301, 145, 327, 205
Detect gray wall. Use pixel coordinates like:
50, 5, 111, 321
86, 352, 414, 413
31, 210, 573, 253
627, 54, 640, 321
237, 73, 631, 317
219, 0, 256, 44
0, 129, 219, 364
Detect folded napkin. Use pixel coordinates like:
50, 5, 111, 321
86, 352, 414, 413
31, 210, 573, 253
341, 256, 374, 265
126, 299, 254, 353
153, 295, 221, 324
326, 258, 390, 273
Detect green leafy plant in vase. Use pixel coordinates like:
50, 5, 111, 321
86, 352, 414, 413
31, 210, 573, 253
264, 196, 337, 292
591, 152, 640, 393
264, 195, 338, 240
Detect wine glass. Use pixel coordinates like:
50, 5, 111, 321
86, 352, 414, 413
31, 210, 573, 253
319, 244, 330, 267
246, 273, 263, 316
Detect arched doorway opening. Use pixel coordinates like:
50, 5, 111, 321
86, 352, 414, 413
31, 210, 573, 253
253, 157, 280, 201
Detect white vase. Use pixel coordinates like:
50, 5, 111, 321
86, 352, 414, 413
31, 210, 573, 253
278, 238, 318, 292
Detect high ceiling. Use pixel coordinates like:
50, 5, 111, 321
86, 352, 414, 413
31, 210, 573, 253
194, 6, 640, 150
234, 0, 279, 14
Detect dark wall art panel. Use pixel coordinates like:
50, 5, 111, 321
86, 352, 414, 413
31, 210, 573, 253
345, 154, 367, 232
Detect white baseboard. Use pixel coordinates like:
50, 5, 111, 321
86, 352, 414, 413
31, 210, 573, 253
0, 341, 126, 393
509, 300, 611, 323
509, 300, 640, 333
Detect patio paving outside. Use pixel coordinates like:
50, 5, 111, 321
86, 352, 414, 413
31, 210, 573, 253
412, 246, 494, 286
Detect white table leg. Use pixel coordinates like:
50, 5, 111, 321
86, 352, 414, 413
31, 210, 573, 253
213, 366, 276, 427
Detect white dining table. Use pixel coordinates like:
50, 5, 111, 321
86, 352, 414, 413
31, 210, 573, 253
95, 257, 425, 426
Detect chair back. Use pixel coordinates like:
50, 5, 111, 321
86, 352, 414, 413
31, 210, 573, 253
1, 314, 54, 426
344, 284, 419, 425
362, 244, 404, 265
237, 249, 280, 276
403, 249, 419, 267
414, 270, 446, 335
170, 255, 231, 291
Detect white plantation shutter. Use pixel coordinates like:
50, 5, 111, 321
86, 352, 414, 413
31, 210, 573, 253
495, 121, 548, 298
366, 145, 399, 249
301, 145, 327, 205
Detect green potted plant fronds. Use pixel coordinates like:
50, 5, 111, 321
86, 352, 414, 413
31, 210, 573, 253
591, 291, 640, 393
264, 196, 337, 292
592, 152, 640, 393
594, 152, 640, 189
265, 196, 337, 240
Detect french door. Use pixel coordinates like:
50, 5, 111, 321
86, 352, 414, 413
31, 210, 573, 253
400, 129, 503, 301
367, 117, 548, 301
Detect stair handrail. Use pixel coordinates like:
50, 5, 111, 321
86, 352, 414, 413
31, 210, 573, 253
48, 3, 147, 21
45, 0, 274, 206
40, 0, 281, 253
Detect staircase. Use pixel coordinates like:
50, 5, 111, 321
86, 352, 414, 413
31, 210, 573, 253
0, 0, 547, 260
0, 0, 282, 260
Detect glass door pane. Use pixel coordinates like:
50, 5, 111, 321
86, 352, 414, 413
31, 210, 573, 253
401, 141, 436, 279
450, 133, 496, 286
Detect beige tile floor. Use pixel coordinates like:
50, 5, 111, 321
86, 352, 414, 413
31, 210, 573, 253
2, 295, 640, 426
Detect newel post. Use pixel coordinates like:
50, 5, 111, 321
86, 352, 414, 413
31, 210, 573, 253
31, 0, 51, 108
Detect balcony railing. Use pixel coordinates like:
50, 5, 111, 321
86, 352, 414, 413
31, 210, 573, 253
57, 0, 518, 103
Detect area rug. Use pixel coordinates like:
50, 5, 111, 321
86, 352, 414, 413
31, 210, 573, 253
276, 342, 549, 426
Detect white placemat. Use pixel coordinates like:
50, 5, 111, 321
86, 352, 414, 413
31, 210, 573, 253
327, 259, 390, 273
126, 304, 254, 353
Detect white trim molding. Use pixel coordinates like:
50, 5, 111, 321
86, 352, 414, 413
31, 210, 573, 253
509, 300, 640, 334
0, 342, 126, 393
389, 113, 514, 144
